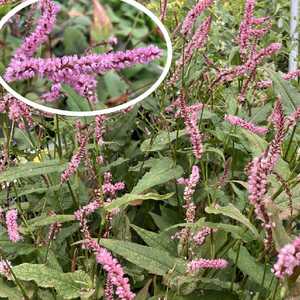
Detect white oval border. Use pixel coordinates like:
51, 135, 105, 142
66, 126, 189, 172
0, 0, 172, 116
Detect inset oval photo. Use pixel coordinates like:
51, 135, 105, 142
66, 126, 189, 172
0, 0, 172, 116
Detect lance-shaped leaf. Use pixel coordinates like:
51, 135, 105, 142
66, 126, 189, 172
0, 278, 22, 299
99, 239, 186, 276
132, 157, 183, 194
12, 264, 91, 299
141, 130, 186, 152
0, 161, 68, 183
105, 192, 174, 212
228, 246, 275, 289
205, 204, 261, 240
20, 215, 75, 234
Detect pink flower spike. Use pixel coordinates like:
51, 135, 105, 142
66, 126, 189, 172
5, 209, 22, 243
256, 80, 272, 89
187, 258, 228, 272
95, 115, 107, 145
272, 236, 300, 279
224, 114, 268, 135
287, 106, 300, 127
193, 227, 215, 246
283, 70, 300, 81
61, 131, 88, 184
13, 0, 60, 61
177, 165, 200, 224
181, 0, 214, 36
93, 245, 135, 300
0, 259, 12, 279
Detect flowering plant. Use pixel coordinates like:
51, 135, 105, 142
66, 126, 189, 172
0, 0, 300, 299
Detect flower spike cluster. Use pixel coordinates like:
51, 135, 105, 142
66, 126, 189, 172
0, 259, 12, 279
188, 258, 228, 273
247, 99, 286, 247
5, 209, 22, 243
13, 0, 60, 61
272, 236, 300, 279
177, 165, 200, 223
193, 227, 216, 246
5, 0, 162, 103
181, 0, 214, 36
224, 114, 268, 135
170, 94, 204, 160
170, 16, 212, 84
61, 122, 88, 183
74, 198, 135, 300
213, 0, 281, 103
0, 94, 33, 129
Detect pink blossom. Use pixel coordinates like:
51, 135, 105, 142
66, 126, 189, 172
282, 70, 300, 80
193, 227, 215, 246
238, 0, 271, 56
187, 258, 228, 272
0, 94, 33, 129
272, 237, 300, 279
61, 129, 88, 183
256, 80, 272, 89
5, 0, 162, 103
42, 83, 62, 102
286, 106, 300, 127
178, 96, 204, 159
170, 16, 212, 84
247, 99, 286, 246
245, 43, 282, 70
0, 259, 12, 279
74, 206, 134, 300
102, 172, 125, 198
5, 46, 162, 103
224, 114, 268, 135
5, 209, 22, 243
12, 0, 59, 61
74, 200, 100, 223
238, 0, 256, 51
181, 0, 214, 36
95, 115, 107, 145
47, 212, 62, 241
178, 165, 200, 223
93, 243, 135, 300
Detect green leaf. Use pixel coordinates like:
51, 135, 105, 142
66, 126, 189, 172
199, 221, 254, 242
135, 279, 152, 300
12, 264, 91, 299
0, 161, 68, 183
239, 128, 290, 180
130, 224, 177, 253
265, 200, 291, 250
63, 27, 88, 55
105, 192, 174, 212
103, 71, 128, 99
0, 241, 35, 256
141, 130, 186, 152
228, 246, 275, 289
268, 69, 299, 113
62, 85, 91, 112
0, 184, 62, 203
21, 215, 75, 233
0, 278, 22, 299
132, 158, 183, 194
205, 204, 261, 240
99, 239, 186, 276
